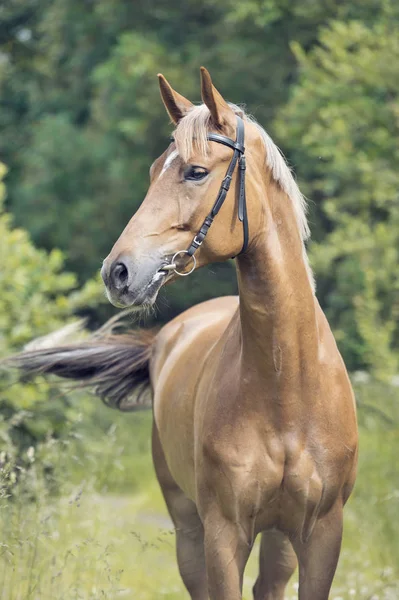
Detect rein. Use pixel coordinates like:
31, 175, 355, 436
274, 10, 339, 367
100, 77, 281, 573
170, 115, 248, 276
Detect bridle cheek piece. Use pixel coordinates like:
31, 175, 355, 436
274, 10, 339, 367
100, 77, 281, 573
171, 115, 248, 277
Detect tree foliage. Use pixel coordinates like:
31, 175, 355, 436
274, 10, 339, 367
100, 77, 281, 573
0, 162, 103, 466
276, 13, 399, 378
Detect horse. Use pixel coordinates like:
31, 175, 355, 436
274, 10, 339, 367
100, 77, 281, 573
11, 67, 358, 600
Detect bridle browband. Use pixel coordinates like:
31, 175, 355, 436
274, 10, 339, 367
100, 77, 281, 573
170, 115, 248, 276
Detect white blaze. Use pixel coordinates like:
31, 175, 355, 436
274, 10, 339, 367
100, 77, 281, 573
159, 150, 179, 178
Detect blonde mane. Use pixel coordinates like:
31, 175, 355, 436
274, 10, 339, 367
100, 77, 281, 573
174, 103, 314, 290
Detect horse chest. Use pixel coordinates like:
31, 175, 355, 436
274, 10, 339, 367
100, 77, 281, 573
200, 426, 328, 537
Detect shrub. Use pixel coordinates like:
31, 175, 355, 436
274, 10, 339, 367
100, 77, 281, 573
0, 162, 104, 487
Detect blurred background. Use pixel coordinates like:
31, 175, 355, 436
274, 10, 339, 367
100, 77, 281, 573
0, 0, 398, 598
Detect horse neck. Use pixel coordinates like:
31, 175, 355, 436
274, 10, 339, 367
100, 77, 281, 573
235, 177, 319, 397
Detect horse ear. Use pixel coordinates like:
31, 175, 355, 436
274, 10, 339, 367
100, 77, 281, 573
200, 66, 234, 130
158, 74, 193, 125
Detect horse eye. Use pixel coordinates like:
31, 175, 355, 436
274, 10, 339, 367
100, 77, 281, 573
184, 166, 209, 182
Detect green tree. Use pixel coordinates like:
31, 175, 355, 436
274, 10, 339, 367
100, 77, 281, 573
0, 162, 103, 467
276, 15, 399, 378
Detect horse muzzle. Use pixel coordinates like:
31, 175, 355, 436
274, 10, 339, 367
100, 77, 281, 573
101, 254, 170, 308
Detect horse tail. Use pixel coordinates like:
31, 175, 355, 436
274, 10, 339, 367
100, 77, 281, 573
5, 317, 156, 412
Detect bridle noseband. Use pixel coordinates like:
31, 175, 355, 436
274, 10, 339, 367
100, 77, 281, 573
170, 115, 248, 276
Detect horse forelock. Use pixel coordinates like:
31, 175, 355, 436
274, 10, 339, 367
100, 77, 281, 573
174, 104, 213, 161
173, 103, 315, 291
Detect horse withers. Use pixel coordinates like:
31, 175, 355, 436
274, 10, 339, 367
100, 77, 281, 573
11, 68, 358, 600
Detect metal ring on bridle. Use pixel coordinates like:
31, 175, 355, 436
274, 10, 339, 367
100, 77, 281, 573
171, 250, 197, 277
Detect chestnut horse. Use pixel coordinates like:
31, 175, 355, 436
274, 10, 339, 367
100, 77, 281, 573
12, 68, 358, 599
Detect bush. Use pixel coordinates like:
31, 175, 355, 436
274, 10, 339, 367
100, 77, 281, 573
276, 15, 399, 379
0, 162, 104, 485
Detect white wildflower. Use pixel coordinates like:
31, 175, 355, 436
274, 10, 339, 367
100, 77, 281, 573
27, 446, 35, 463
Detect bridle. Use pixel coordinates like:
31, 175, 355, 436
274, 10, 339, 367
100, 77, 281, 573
169, 115, 248, 276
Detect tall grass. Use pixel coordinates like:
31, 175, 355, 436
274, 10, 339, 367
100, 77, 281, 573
0, 381, 398, 599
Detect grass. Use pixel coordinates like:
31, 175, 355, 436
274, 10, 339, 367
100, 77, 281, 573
1, 381, 398, 599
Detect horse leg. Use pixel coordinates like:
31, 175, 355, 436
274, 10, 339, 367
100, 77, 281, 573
292, 502, 343, 600
152, 421, 208, 600
202, 510, 253, 600
253, 530, 297, 600
166, 488, 208, 600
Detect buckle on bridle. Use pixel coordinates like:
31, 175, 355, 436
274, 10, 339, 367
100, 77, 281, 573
221, 175, 232, 191
192, 236, 203, 248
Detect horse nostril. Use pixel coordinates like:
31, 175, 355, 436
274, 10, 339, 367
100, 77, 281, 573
111, 261, 129, 290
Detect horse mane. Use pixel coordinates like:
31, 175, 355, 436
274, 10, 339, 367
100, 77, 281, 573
174, 103, 315, 291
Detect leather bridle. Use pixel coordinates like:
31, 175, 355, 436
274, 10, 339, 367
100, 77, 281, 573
170, 115, 248, 276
